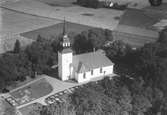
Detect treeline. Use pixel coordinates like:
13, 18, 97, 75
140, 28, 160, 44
72, 28, 113, 54
76, 0, 163, 9
0, 36, 58, 92
0, 28, 113, 92
76, 0, 103, 8
38, 28, 167, 115
36, 75, 163, 115
103, 28, 167, 115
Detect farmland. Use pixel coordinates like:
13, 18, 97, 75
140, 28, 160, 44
0, 7, 62, 52
0, 7, 61, 37
1, 0, 166, 51
1, 0, 123, 30
21, 22, 92, 40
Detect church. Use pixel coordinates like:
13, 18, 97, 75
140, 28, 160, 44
58, 21, 114, 83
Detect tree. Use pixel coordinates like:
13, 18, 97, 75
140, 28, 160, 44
77, 0, 99, 8
158, 28, 167, 44
13, 39, 21, 53
132, 94, 152, 115
73, 33, 93, 54
70, 87, 103, 115
117, 86, 133, 113
149, 0, 162, 6
104, 40, 132, 62
104, 29, 113, 41
88, 28, 107, 49
134, 43, 162, 83
25, 37, 57, 74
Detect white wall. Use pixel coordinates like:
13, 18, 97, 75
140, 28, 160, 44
58, 52, 73, 81
75, 65, 114, 83
103, 65, 114, 75
58, 52, 62, 79
77, 72, 91, 83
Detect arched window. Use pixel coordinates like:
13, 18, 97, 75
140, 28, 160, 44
100, 68, 103, 73
91, 70, 94, 75
83, 73, 86, 79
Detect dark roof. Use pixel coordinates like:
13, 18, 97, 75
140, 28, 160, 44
73, 51, 114, 73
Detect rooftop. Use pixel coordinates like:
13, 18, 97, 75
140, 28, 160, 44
73, 51, 114, 73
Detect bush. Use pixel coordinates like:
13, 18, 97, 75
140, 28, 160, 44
2, 88, 9, 93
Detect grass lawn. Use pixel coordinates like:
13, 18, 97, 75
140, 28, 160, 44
21, 22, 92, 40
10, 78, 53, 105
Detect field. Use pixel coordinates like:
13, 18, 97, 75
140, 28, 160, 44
1, 0, 123, 30
0, 8, 61, 37
1, 0, 166, 52
10, 78, 53, 105
0, 7, 62, 53
21, 22, 92, 40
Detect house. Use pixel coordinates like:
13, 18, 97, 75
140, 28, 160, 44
58, 20, 114, 83
112, 9, 159, 48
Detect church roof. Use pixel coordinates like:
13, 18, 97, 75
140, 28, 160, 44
73, 51, 114, 73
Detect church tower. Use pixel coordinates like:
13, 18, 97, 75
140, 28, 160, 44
58, 19, 73, 81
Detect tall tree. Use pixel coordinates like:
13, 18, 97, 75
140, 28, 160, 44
13, 39, 21, 53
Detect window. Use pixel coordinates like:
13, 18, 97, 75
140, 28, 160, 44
100, 68, 103, 73
91, 70, 93, 75
83, 73, 86, 79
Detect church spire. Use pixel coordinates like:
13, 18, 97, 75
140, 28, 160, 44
62, 17, 71, 48
63, 17, 66, 35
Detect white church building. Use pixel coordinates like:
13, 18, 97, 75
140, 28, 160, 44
58, 21, 114, 83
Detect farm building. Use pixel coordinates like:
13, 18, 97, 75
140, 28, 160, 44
113, 9, 160, 47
